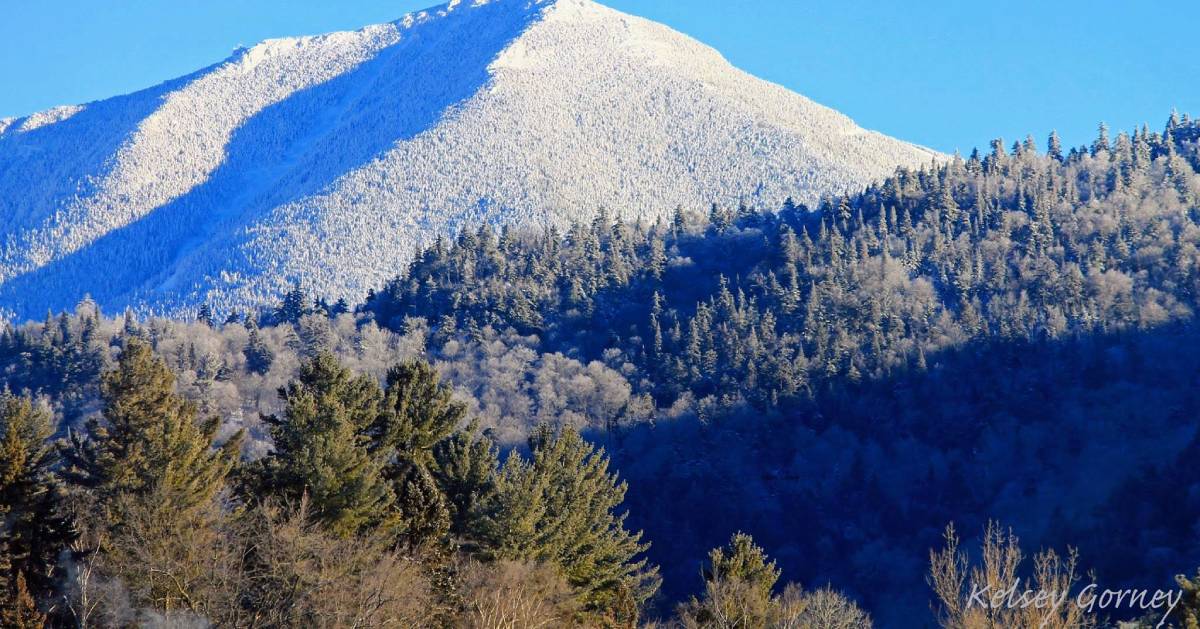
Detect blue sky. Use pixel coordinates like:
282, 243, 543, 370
1, 0, 1196, 154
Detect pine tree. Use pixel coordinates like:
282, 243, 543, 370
276, 285, 309, 324
369, 359, 466, 546
196, 303, 214, 328
678, 532, 781, 628
121, 308, 141, 338
704, 533, 780, 599
648, 236, 667, 280
431, 423, 498, 538
243, 318, 274, 376
1092, 122, 1111, 156
61, 338, 242, 513
0, 393, 71, 606
373, 360, 466, 469
0, 572, 45, 629
475, 425, 659, 623
392, 464, 451, 550
1047, 130, 1063, 162
255, 353, 394, 537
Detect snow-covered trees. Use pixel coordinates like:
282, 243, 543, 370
0, 112, 1198, 625
0, 0, 935, 322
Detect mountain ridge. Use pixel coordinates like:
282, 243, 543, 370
0, 0, 940, 320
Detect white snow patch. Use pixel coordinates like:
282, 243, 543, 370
16, 105, 85, 132
0, 0, 940, 320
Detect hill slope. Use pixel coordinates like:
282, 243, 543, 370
0, 0, 938, 320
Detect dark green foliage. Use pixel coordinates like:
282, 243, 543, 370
373, 359, 468, 548
61, 338, 241, 513
243, 317, 274, 375
432, 423, 498, 538
0, 300, 109, 423
0, 393, 71, 606
0, 332, 667, 623
392, 464, 451, 550
475, 424, 659, 623
373, 359, 466, 469
275, 285, 310, 325
197, 303, 214, 328
254, 353, 393, 537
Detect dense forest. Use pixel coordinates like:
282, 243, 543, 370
2, 112, 1200, 627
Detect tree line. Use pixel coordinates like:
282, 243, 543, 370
2, 111, 1200, 626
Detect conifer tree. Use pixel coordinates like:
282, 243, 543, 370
0, 392, 71, 607
197, 304, 214, 328
1093, 122, 1111, 155
276, 285, 309, 324
431, 421, 498, 538
392, 464, 451, 549
255, 353, 393, 537
368, 360, 467, 546
475, 425, 659, 623
373, 360, 466, 469
678, 532, 781, 628
62, 338, 241, 513
243, 317, 274, 375
704, 533, 780, 600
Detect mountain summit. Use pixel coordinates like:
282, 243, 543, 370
0, 0, 938, 319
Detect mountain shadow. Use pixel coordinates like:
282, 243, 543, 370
597, 321, 1200, 626
0, 0, 547, 321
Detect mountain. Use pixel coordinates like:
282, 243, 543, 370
0, 0, 939, 320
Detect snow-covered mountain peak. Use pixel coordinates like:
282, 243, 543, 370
0, 0, 939, 321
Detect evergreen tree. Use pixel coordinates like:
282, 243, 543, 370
392, 464, 451, 550
366, 359, 467, 546
704, 532, 780, 600
476, 425, 659, 623
0, 393, 71, 606
1048, 130, 1064, 162
1093, 122, 1111, 155
372, 360, 466, 469
254, 353, 394, 537
431, 422, 498, 538
197, 303, 214, 328
243, 318, 274, 376
61, 338, 241, 513
276, 285, 309, 324
678, 532, 781, 628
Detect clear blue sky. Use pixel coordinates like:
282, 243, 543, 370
1, 1, 1196, 154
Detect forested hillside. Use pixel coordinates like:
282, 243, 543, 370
2, 112, 1199, 627
364, 111, 1200, 622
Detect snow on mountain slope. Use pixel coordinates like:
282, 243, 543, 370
0, 0, 940, 320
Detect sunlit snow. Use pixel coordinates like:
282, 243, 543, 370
0, 0, 939, 320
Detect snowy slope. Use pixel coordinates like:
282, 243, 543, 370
0, 0, 939, 320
